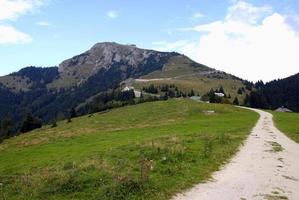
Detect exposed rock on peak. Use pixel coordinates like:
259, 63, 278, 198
56, 42, 178, 88
59, 42, 170, 71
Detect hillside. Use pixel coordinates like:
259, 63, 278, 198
0, 99, 258, 200
243, 73, 299, 112
262, 73, 299, 112
0, 42, 250, 133
130, 55, 246, 99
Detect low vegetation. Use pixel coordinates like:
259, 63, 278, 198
272, 112, 299, 143
268, 141, 284, 152
0, 99, 258, 200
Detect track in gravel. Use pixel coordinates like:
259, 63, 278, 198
173, 108, 299, 200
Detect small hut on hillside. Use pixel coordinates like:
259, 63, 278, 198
275, 106, 293, 113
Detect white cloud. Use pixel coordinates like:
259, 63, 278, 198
107, 10, 118, 19
226, 1, 272, 24
0, 24, 32, 44
153, 1, 299, 82
36, 21, 50, 26
0, 0, 45, 44
0, 0, 43, 21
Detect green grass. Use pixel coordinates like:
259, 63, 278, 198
133, 77, 246, 99
0, 99, 258, 200
272, 112, 299, 143
268, 141, 284, 152
132, 55, 248, 103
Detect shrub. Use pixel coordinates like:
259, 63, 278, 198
20, 113, 42, 133
51, 121, 57, 128
139, 158, 153, 183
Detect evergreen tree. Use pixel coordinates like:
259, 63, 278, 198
208, 89, 216, 103
0, 117, 14, 142
144, 84, 158, 94
51, 120, 57, 128
70, 108, 77, 118
237, 88, 243, 95
56, 112, 65, 121
67, 117, 72, 123
248, 91, 269, 109
255, 80, 265, 89
233, 97, 239, 105
244, 94, 250, 106
167, 90, 175, 98
219, 86, 225, 94
190, 89, 195, 96
20, 113, 42, 133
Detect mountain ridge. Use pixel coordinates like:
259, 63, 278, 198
0, 42, 250, 134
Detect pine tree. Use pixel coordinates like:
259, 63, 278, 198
244, 94, 250, 106
20, 113, 42, 133
219, 86, 225, 94
233, 97, 239, 105
190, 89, 195, 96
70, 108, 77, 118
237, 88, 243, 95
51, 120, 57, 128
208, 89, 216, 103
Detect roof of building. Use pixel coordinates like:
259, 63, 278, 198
275, 107, 293, 112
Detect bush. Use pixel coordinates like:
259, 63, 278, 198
20, 114, 42, 133
139, 158, 153, 183
233, 97, 239, 105
51, 121, 57, 128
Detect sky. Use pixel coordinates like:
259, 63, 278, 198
0, 0, 299, 82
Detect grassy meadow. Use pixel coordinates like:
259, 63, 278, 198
132, 55, 248, 102
272, 111, 299, 143
0, 99, 258, 200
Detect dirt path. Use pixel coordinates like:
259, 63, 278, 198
134, 70, 219, 82
173, 108, 299, 200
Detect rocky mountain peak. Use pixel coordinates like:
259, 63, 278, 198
59, 42, 159, 72
55, 42, 177, 88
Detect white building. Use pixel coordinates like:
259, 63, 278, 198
215, 92, 225, 97
122, 86, 134, 92
122, 86, 141, 98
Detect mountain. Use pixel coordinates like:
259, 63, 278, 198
0, 42, 249, 133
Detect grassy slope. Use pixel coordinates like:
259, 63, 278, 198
133, 77, 245, 99
272, 111, 299, 143
133, 56, 248, 102
0, 99, 258, 200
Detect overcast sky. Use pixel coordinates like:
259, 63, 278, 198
0, 0, 299, 82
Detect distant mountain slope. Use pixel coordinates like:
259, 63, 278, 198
0, 42, 249, 131
0, 67, 59, 92
130, 54, 246, 100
